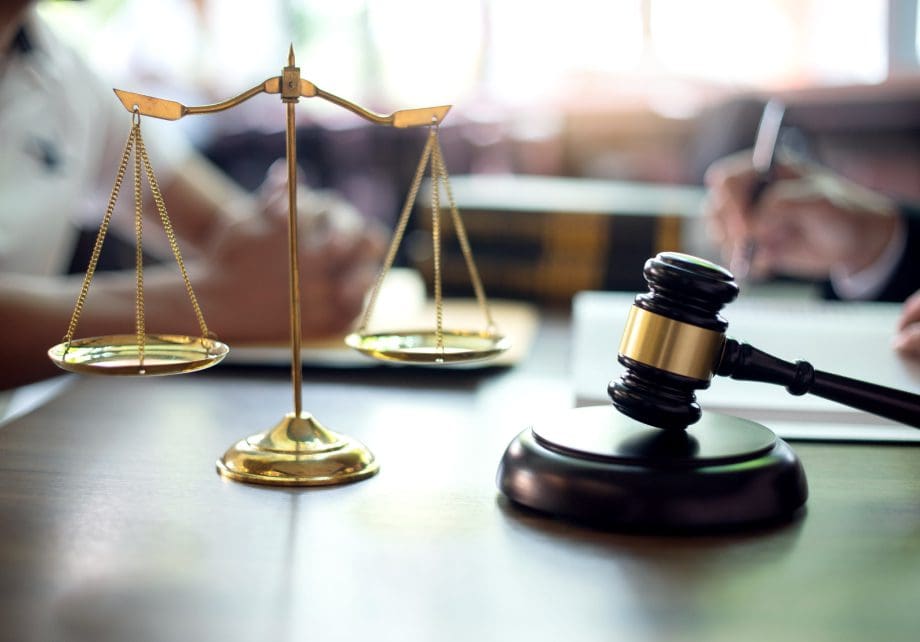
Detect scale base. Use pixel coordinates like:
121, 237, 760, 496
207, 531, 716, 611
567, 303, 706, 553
217, 412, 378, 486
497, 406, 807, 531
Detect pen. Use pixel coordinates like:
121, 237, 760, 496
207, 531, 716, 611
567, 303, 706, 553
730, 98, 786, 280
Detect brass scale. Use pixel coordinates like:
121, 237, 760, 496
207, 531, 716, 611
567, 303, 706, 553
47, 49, 509, 487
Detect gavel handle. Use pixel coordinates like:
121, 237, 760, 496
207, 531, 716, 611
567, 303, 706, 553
716, 339, 920, 428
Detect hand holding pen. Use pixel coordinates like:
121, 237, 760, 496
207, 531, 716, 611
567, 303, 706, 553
704, 125, 902, 285
729, 99, 785, 280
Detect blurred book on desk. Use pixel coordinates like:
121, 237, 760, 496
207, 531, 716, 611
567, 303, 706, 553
573, 290, 920, 442
416, 175, 704, 304
227, 268, 538, 369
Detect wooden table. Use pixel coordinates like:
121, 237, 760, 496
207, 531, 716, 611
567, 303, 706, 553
2, 315, 919, 642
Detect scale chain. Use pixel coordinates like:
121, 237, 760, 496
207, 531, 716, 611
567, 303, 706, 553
133, 117, 146, 363
62, 122, 137, 344
356, 125, 498, 344
62, 113, 213, 358
356, 127, 435, 333
135, 126, 211, 341
430, 131, 444, 353
431, 137, 497, 333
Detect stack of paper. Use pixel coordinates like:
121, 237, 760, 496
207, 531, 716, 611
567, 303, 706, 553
572, 290, 920, 442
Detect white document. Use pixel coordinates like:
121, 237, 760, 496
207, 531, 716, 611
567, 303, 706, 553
572, 290, 920, 441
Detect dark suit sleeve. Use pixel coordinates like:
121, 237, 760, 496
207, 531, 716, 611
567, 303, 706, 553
873, 205, 920, 303
821, 205, 920, 303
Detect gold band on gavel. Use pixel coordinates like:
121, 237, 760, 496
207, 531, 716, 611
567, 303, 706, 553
618, 306, 725, 381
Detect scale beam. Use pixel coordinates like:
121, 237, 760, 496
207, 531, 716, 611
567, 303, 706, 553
114, 79, 451, 128
58, 46, 496, 488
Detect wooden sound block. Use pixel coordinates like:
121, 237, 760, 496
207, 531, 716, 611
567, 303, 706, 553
497, 406, 808, 532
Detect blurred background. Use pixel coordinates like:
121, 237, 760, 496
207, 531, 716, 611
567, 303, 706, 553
40, 0, 920, 301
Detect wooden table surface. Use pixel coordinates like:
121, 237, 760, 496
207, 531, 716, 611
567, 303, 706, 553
2, 316, 919, 642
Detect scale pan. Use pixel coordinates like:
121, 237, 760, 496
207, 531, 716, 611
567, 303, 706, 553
345, 329, 509, 364
48, 334, 229, 376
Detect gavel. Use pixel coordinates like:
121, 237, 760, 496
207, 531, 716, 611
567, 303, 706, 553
610, 252, 920, 430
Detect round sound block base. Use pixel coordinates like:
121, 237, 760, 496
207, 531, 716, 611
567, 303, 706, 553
496, 407, 808, 531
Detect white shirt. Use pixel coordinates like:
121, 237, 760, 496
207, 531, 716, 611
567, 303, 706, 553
0, 12, 187, 277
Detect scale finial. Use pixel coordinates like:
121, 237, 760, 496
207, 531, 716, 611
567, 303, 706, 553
288, 44, 295, 66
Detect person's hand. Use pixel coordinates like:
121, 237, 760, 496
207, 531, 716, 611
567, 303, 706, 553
895, 289, 920, 359
704, 151, 900, 280
196, 165, 386, 343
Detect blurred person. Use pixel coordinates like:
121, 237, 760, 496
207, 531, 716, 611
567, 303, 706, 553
0, 1, 385, 389
704, 150, 920, 359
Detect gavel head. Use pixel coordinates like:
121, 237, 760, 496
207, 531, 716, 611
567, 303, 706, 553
609, 252, 739, 430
